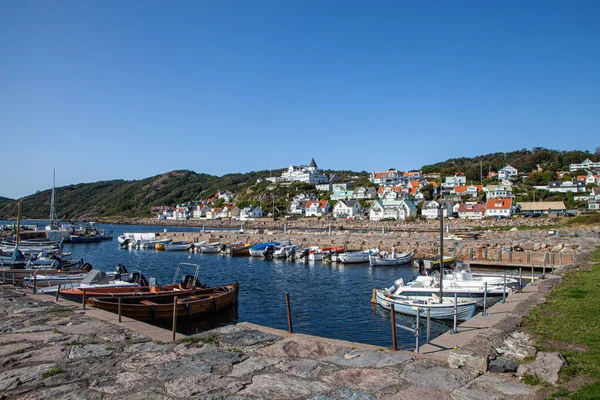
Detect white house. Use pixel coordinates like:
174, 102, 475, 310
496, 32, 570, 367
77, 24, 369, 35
369, 199, 417, 221
332, 182, 353, 191
545, 181, 585, 193
352, 187, 378, 200
570, 158, 600, 172
485, 184, 513, 199
421, 201, 440, 220
266, 158, 329, 184
331, 190, 354, 200
457, 203, 486, 219
498, 164, 519, 181
316, 183, 333, 192
589, 188, 600, 211
192, 204, 211, 219
333, 200, 363, 219
289, 200, 309, 215
240, 206, 263, 220
216, 191, 235, 203
441, 173, 466, 190
485, 198, 514, 218
305, 200, 331, 217
370, 170, 401, 186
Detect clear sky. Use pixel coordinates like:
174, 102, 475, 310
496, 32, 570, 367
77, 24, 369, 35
1, 1, 598, 199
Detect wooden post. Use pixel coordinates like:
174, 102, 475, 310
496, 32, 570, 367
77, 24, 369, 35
390, 303, 397, 351
118, 298, 122, 322
55, 284, 61, 301
172, 296, 178, 341
286, 292, 293, 333
82, 289, 86, 310
32, 275, 37, 294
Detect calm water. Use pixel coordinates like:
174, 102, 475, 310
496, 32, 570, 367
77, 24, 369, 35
7, 221, 453, 349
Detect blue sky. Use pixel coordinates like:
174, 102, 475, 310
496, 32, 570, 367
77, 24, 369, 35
1, 1, 599, 199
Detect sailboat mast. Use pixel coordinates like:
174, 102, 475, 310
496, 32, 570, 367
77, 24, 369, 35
439, 206, 444, 302
50, 169, 57, 222
16, 199, 21, 245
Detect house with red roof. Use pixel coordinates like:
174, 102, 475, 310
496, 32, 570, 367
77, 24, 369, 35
305, 200, 331, 217
485, 198, 514, 218
370, 169, 401, 186
458, 203, 486, 219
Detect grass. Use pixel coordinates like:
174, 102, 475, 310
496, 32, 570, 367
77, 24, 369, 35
67, 340, 82, 346
522, 246, 600, 398
176, 334, 220, 346
42, 367, 64, 379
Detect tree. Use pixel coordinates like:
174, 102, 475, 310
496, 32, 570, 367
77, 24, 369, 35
419, 184, 435, 201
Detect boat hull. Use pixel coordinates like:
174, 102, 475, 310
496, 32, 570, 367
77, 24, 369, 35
375, 290, 477, 321
86, 283, 239, 322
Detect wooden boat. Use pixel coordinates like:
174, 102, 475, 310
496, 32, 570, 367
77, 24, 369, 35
57, 262, 202, 302
155, 241, 192, 251
1, 260, 91, 283
374, 289, 477, 321
86, 282, 239, 321
369, 251, 413, 266
223, 243, 251, 256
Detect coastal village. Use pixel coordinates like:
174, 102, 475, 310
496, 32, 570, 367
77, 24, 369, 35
153, 157, 600, 222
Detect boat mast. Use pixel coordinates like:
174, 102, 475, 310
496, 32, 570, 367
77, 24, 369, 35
16, 199, 21, 246
439, 205, 444, 303
50, 168, 57, 223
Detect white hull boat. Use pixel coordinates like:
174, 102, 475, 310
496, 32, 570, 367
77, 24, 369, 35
374, 289, 477, 321
200, 243, 221, 253
369, 251, 413, 266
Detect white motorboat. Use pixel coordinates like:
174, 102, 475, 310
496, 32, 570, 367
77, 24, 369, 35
35, 267, 145, 293
374, 289, 477, 321
272, 245, 300, 259
339, 249, 377, 264
369, 251, 413, 266
199, 243, 221, 253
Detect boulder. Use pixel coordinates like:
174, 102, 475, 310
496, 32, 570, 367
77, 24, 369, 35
447, 349, 489, 373
495, 331, 536, 360
517, 351, 567, 384
488, 358, 517, 373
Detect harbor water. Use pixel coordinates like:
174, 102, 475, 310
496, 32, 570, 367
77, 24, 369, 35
6, 221, 454, 349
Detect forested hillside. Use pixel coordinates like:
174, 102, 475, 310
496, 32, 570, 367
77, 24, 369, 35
421, 148, 599, 181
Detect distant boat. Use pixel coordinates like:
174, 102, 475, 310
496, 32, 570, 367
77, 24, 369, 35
414, 255, 456, 269
339, 249, 377, 264
249, 242, 281, 257
369, 251, 413, 266
155, 241, 192, 251
199, 242, 221, 253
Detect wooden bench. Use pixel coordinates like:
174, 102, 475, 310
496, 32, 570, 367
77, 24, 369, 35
139, 300, 158, 306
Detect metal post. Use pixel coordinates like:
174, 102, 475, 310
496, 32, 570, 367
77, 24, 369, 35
542, 265, 546, 279
482, 282, 488, 316
484, 247, 488, 260
32, 275, 37, 294
426, 307, 431, 343
559, 252, 562, 266
382, 226, 384, 235
452, 294, 458, 334
519, 268, 523, 291
527, 250, 530, 263
439, 208, 444, 303
415, 307, 421, 353
286, 292, 293, 333
469, 248, 474, 260
551, 253, 555, 267
499, 249, 502, 262
55, 284, 61, 301
172, 296, 178, 341
509, 250, 513, 262
531, 265, 535, 285
82, 289, 86, 310
502, 273, 507, 303
391, 303, 397, 351
12, 275, 16, 286
118, 298, 122, 322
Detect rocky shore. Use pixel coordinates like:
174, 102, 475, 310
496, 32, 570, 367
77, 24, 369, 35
1, 286, 539, 399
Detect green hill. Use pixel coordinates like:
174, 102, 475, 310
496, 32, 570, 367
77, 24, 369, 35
421, 148, 599, 181
0, 169, 280, 219
0, 196, 13, 208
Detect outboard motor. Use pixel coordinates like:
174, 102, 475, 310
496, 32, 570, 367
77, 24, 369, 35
120, 238, 130, 248
115, 264, 128, 274
387, 278, 405, 295
81, 262, 93, 272
181, 274, 205, 289
129, 271, 150, 286
263, 245, 275, 260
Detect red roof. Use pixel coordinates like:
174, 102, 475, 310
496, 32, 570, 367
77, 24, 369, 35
485, 198, 513, 210
306, 200, 329, 209
458, 203, 486, 213
454, 185, 467, 193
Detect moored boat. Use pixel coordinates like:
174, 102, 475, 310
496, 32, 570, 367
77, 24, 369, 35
155, 241, 192, 251
369, 251, 413, 266
374, 289, 477, 321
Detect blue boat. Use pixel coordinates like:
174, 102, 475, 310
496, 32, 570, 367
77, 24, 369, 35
249, 242, 281, 256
